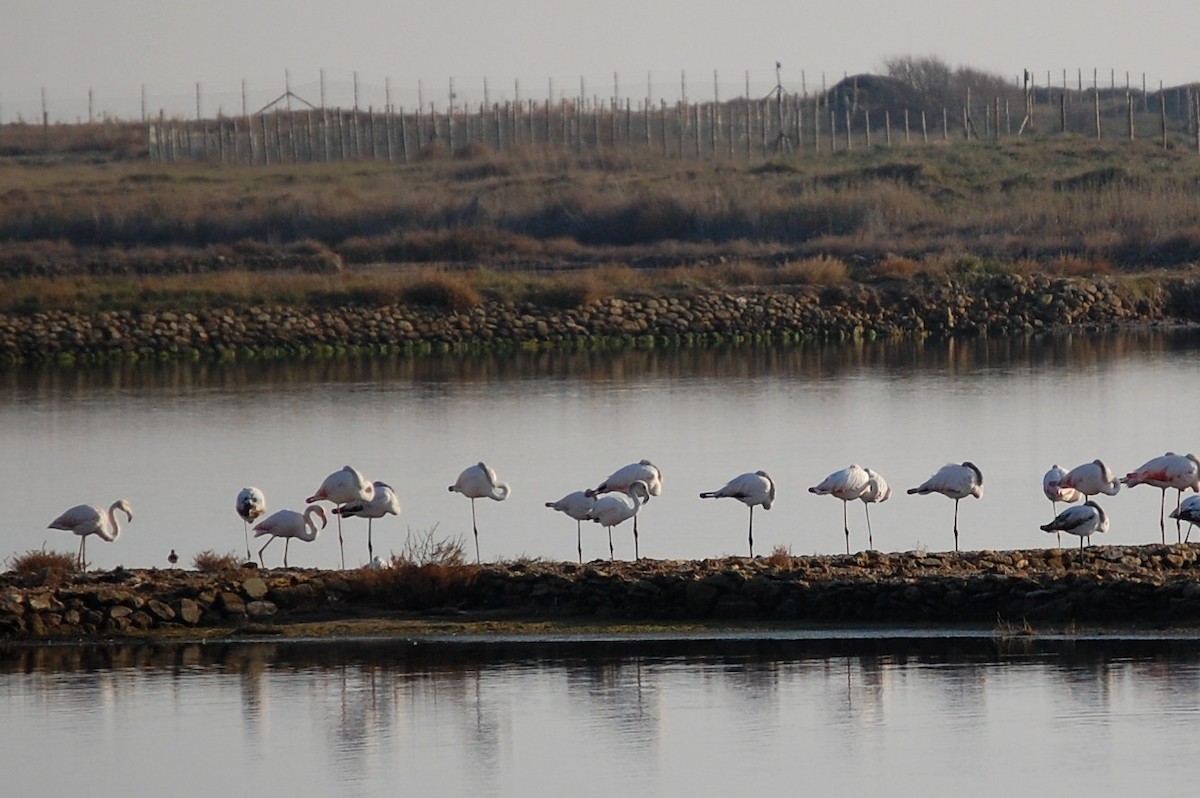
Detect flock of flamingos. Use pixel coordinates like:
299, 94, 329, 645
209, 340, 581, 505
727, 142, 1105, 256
42, 452, 1200, 571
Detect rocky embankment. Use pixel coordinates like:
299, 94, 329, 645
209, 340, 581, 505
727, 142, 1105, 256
2, 273, 1196, 364
6, 545, 1200, 640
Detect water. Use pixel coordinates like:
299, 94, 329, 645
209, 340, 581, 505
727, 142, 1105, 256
3, 635, 1199, 797
2, 330, 1199, 569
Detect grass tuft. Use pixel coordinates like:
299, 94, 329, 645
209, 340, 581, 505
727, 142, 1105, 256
5, 547, 78, 586
192, 550, 243, 572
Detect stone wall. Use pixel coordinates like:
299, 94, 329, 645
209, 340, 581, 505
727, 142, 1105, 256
4, 544, 1200, 639
0, 273, 1190, 364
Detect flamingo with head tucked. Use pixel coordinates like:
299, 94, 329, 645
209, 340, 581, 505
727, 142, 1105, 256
700, 470, 775, 557
48, 499, 134, 570
907, 462, 984, 552
546, 489, 596, 563
235, 487, 267, 561
1042, 465, 1081, 547
1059, 459, 1121, 501
334, 481, 401, 563
307, 466, 374, 569
809, 465, 871, 554
595, 460, 662, 549
587, 480, 651, 560
1122, 453, 1200, 543
449, 462, 511, 563
253, 506, 327, 568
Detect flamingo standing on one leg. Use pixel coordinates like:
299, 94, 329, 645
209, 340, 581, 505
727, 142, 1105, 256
1121, 453, 1200, 544
333, 481, 401, 564
545, 489, 596, 563
1040, 500, 1109, 554
1042, 465, 1082, 547
595, 460, 662, 555
907, 462, 984, 552
48, 499, 134, 570
235, 487, 267, 561
587, 480, 651, 560
449, 462, 511, 563
809, 465, 871, 554
253, 506, 327, 568
859, 468, 891, 551
307, 466, 374, 569
1170, 495, 1200, 543
699, 470, 776, 557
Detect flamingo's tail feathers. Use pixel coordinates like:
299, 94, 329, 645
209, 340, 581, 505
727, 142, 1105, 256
699, 491, 718, 499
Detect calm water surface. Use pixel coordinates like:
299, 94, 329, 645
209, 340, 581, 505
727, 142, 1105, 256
3, 636, 1199, 797
2, 331, 1199, 568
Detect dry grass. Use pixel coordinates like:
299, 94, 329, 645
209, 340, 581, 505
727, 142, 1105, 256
764, 544, 795, 569
192, 550, 243, 572
349, 527, 479, 608
3, 137, 1200, 312
5, 547, 78, 586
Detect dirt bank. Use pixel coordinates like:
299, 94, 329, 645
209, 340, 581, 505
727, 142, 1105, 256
5, 544, 1200, 641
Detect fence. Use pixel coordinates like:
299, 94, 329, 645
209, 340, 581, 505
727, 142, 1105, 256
4, 70, 1200, 164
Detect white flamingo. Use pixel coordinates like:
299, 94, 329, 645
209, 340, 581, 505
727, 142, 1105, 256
587, 480, 651, 560
449, 462, 511, 563
859, 468, 892, 551
1059, 459, 1121, 500
809, 465, 871, 554
48, 499, 133, 569
1040, 500, 1109, 553
1121, 453, 1200, 543
306, 465, 374, 569
595, 459, 663, 548
699, 471, 776, 557
1041, 465, 1082, 547
545, 489, 597, 563
253, 506, 327, 568
333, 481, 401, 563
235, 487, 267, 561
907, 462, 984, 552
1169, 495, 1200, 543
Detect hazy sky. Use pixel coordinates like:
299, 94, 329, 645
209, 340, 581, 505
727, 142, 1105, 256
2, 1, 1197, 121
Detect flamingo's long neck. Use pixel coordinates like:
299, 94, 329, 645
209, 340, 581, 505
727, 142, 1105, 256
104, 501, 126, 543
302, 507, 323, 541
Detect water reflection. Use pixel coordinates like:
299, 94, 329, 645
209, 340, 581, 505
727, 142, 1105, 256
5, 636, 1200, 797
4, 327, 1199, 397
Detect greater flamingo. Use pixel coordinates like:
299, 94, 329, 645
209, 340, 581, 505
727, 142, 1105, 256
307, 465, 374, 569
595, 460, 662, 547
48, 499, 133, 569
449, 462, 511, 563
587, 480, 651, 560
859, 467, 892, 551
907, 462, 984, 552
1040, 500, 1109, 553
1121, 453, 1200, 543
253, 505, 327, 568
1042, 465, 1082, 546
1059, 459, 1121, 500
699, 470, 776, 557
545, 489, 597, 563
333, 481, 401, 563
235, 486, 267, 561
1169, 495, 1200, 543
810, 465, 871, 554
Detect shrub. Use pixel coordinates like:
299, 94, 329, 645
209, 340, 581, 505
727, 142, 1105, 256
765, 544, 795, 569
349, 527, 480, 608
193, 550, 242, 572
400, 271, 484, 310
5, 548, 78, 587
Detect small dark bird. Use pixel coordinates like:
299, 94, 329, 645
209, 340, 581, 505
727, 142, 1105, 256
168, 549, 179, 567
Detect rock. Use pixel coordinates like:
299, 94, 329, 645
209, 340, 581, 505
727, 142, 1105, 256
241, 577, 269, 600
246, 601, 278, 620
173, 598, 202, 625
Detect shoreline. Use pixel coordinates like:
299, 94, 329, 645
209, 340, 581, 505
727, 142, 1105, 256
6, 544, 1200, 642
1, 272, 1196, 365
